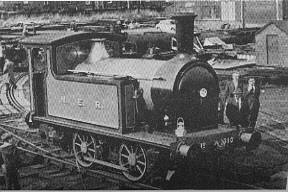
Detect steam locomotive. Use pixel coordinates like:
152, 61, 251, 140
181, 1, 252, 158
21, 13, 261, 186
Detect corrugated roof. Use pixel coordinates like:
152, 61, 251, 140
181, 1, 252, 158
256, 21, 288, 35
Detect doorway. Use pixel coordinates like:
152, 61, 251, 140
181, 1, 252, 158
266, 34, 279, 65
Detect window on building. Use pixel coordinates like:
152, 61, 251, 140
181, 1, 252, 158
201, 5, 221, 20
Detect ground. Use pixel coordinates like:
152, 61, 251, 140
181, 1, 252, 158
240, 85, 288, 189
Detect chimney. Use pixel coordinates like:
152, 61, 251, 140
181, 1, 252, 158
172, 13, 197, 53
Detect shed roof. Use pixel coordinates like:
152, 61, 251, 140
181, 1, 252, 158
256, 21, 288, 35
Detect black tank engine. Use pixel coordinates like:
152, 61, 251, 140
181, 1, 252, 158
21, 13, 261, 185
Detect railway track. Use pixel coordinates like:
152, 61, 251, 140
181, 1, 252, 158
0, 109, 284, 189
13, 147, 153, 190
1, 153, 120, 190
0, 119, 160, 190
0, 105, 286, 189
6, 73, 29, 113
0, 118, 272, 190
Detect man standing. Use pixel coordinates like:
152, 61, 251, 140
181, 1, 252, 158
242, 77, 261, 129
0, 133, 21, 190
223, 72, 244, 126
2, 53, 16, 91
225, 90, 246, 127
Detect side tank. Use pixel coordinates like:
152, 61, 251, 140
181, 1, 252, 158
76, 55, 219, 132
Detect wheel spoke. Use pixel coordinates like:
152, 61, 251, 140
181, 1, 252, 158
75, 143, 81, 147
84, 135, 88, 142
88, 148, 96, 153
136, 165, 143, 174
86, 135, 90, 142
123, 145, 131, 155
137, 160, 146, 166
121, 154, 129, 159
77, 134, 83, 143
87, 151, 93, 158
136, 153, 144, 159
87, 141, 93, 147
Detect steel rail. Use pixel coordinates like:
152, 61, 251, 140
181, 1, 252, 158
17, 146, 160, 190
7, 73, 28, 112
0, 122, 50, 154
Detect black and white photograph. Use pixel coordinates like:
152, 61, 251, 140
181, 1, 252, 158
0, 0, 287, 190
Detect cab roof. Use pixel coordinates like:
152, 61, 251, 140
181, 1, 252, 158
20, 30, 126, 46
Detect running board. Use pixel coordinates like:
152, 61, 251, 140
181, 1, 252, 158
84, 157, 128, 172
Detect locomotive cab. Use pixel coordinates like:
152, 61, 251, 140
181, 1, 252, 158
23, 31, 137, 133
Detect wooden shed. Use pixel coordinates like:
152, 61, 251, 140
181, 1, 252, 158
256, 21, 288, 67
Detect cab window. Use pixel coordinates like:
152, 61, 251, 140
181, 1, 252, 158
54, 39, 120, 75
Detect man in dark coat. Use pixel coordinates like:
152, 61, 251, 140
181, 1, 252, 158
223, 72, 243, 105
0, 133, 21, 190
225, 90, 247, 127
242, 78, 261, 129
223, 72, 245, 126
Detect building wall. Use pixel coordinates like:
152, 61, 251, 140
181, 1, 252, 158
255, 24, 288, 67
244, 1, 278, 24
167, 0, 283, 29
167, 1, 222, 20
278, 0, 284, 20
221, 1, 235, 21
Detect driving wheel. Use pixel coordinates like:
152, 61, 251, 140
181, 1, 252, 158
119, 143, 147, 181
73, 132, 97, 167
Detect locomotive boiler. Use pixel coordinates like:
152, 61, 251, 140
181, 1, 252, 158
21, 13, 261, 186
